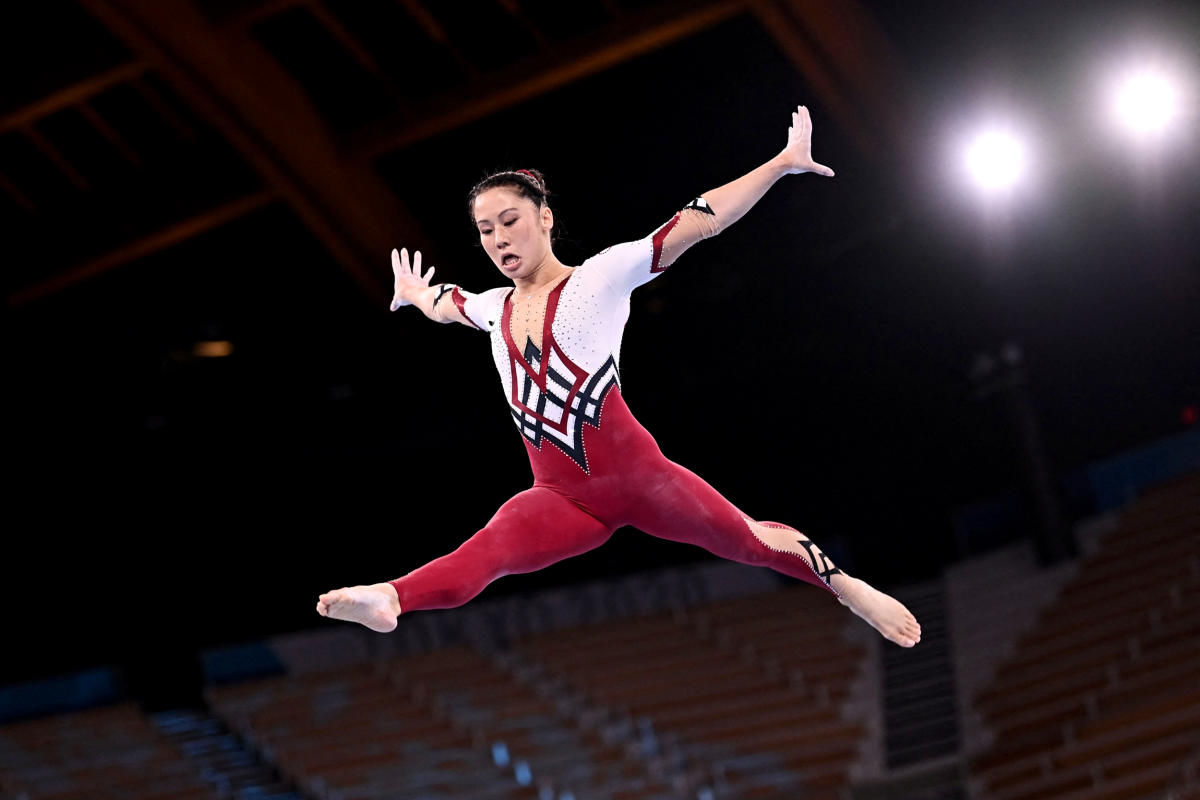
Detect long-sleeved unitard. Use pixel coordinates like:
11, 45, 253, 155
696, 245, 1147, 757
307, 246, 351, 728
388, 198, 843, 613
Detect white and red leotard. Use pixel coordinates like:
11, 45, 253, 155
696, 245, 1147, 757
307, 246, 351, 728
389, 199, 842, 613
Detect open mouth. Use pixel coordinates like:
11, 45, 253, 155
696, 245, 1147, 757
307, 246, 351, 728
501, 254, 522, 269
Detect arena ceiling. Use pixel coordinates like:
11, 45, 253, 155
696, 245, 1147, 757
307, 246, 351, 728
4, 0, 905, 310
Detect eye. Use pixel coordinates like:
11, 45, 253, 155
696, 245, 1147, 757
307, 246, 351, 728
503, 219, 517, 226
479, 228, 492, 235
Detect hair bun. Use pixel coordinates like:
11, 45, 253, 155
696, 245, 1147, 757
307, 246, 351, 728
515, 169, 544, 192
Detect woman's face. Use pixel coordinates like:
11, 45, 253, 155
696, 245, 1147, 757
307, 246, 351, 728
473, 187, 553, 280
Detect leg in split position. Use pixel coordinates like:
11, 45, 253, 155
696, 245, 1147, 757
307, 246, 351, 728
316, 486, 612, 632
623, 457, 923, 648
319, 459, 921, 647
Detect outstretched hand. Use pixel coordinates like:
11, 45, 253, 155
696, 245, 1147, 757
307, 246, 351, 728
778, 105, 834, 177
390, 247, 435, 311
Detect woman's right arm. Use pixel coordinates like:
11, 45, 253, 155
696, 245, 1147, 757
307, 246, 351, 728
390, 247, 487, 330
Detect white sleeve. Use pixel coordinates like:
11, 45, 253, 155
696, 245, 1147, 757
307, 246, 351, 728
456, 286, 507, 332
582, 197, 721, 295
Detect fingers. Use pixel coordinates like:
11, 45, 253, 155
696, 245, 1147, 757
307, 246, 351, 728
787, 103, 832, 177
393, 248, 403, 311
401, 247, 431, 280
791, 107, 812, 151
390, 246, 432, 309
787, 105, 812, 147
390, 248, 404, 310
392, 247, 415, 280
413, 249, 434, 283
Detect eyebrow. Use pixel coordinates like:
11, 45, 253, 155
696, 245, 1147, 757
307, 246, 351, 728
476, 208, 519, 226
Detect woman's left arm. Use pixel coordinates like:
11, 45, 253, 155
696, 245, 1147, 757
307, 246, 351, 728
590, 104, 832, 291
703, 104, 833, 224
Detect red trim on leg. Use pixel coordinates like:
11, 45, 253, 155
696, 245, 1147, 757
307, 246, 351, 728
752, 519, 842, 598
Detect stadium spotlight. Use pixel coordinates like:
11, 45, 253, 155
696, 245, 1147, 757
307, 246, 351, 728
961, 125, 1031, 196
1110, 65, 1182, 140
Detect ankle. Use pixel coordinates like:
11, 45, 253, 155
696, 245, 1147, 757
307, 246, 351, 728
830, 573, 857, 601
374, 582, 402, 616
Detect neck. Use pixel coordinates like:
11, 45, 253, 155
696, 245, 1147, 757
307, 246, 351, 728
512, 252, 570, 295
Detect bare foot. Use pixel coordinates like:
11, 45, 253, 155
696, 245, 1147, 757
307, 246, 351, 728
832, 575, 922, 648
316, 583, 401, 633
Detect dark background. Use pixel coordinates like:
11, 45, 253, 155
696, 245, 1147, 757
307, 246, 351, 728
4, 0, 1198, 698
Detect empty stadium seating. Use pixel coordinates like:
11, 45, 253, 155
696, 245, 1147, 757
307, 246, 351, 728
206, 659, 538, 799
0, 703, 216, 800
11, 473, 1192, 800
512, 585, 867, 799
969, 472, 1200, 800
201, 580, 870, 800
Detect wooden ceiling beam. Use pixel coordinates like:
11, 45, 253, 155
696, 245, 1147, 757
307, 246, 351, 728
779, 0, 910, 143
751, 0, 912, 158
748, 0, 875, 155
0, 170, 36, 214
352, 0, 748, 160
221, 0, 300, 31
394, 0, 478, 79
496, 0, 548, 50
129, 75, 197, 141
74, 0, 430, 304
24, 126, 90, 191
307, 0, 387, 81
8, 191, 274, 308
79, 102, 143, 166
0, 62, 148, 135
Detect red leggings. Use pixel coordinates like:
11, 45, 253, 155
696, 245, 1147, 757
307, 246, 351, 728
389, 390, 840, 613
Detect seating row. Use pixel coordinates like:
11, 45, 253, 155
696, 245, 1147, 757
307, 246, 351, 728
970, 472, 1200, 800
0, 702, 215, 800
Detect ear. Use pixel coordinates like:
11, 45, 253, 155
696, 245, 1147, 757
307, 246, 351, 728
542, 205, 554, 233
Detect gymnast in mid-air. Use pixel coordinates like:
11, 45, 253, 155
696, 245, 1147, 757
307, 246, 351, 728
317, 105, 922, 648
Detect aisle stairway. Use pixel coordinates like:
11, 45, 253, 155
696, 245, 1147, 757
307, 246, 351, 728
150, 708, 305, 800
206, 659, 542, 800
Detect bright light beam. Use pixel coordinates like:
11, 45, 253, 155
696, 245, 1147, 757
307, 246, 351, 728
962, 126, 1031, 196
1110, 66, 1181, 139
